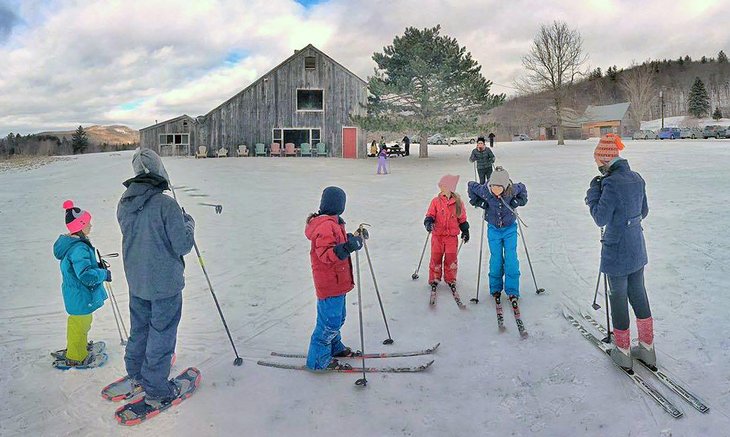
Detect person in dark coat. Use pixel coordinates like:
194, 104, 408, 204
402, 136, 411, 156
488, 132, 496, 148
585, 134, 654, 371
469, 137, 496, 184
117, 148, 195, 407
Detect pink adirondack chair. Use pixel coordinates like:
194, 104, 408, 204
284, 142, 297, 157
270, 142, 282, 157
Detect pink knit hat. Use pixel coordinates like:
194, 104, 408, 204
438, 174, 460, 193
63, 200, 92, 233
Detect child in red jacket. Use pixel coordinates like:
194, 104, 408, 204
304, 187, 364, 371
424, 175, 469, 289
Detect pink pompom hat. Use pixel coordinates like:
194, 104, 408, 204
63, 200, 92, 233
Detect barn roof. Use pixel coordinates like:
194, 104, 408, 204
139, 114, 195, 132
581, 102, 631, 123
203, 44, 367, 117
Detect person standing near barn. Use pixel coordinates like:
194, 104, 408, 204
585, 134, 655, 371
402, 135, 411, 156
469, 137, 496, 184
488, 132, 496, 148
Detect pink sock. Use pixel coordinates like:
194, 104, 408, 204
636, 317, 654, 347
613, 328, 630, 352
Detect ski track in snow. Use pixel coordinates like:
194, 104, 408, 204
1, 140, 729, 436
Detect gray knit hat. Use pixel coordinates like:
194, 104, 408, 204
488, 166, 511, 188
132, 148, 171, 184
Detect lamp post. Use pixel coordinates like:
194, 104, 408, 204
659, 90, 665, 129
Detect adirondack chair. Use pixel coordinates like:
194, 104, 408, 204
284, 143, 297, 157
300, 142, 312, 157
237, 145, 249, 157
255, 143, 266, 157
196, 146, 207, 159
216, 148, 228, 158
315, 142, 327, 157
270, 142, 282, 157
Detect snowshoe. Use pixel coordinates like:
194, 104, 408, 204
53, 350, 108, 370
115, 367, 201, 426
51, 340, 106, 360
102, 376, 144, 401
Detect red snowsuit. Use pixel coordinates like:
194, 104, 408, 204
305, 215, 355, 299
426, 194, 467, 284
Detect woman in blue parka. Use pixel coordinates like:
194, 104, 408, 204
586, 134, 654, 371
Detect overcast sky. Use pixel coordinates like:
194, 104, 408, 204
1, 0, 728, 134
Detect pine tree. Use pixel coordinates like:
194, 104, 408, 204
71, 125, 89, 154
688, 77, 711, 118
713, 106, 723, 120
719, 50, 728, 63
354, 25, 504, 157
684, 55, 692, 63
701, 56, 708, 64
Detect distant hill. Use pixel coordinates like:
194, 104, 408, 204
38, 125, 139, 145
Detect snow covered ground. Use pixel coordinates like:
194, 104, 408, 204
1, 139, 729, 436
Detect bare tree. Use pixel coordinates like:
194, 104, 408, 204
520, 21, 587, 145
620, 63, 657, 130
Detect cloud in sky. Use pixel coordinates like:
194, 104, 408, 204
1, 0, 729, 134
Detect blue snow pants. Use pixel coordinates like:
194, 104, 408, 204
125, 293, 182, 400
487, 222, 521, 297
306, 294, 347, 370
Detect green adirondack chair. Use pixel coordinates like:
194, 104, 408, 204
255, 143, 266, 156
315, 142, 327, 157
300, 142, 312, 157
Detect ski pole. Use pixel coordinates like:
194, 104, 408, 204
358, 223, 394, 345
471, 217, 485, 304
516, 219, 545, 294
171, 187, 243, 366
354, 249, 367, 387
499, 197, 544, 294
97, 250, 128, 344
603, 273, 612, 344
591, 268, 602, 310
412, 232, 430, 280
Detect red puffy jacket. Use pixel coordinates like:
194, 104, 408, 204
426, 194, 467, 236
304, 214, 355, 299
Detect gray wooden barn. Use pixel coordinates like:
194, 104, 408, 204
139, 45, 368, 158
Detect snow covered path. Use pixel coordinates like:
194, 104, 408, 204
1, 140, 729, 436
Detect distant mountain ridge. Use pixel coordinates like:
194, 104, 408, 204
38, 125, 139, 145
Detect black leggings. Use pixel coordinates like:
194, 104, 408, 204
607, 267, 651, 331
477, 167, 493, 185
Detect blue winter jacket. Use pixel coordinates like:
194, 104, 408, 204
117, 176, 195, 301
585, 158, 649, 276
467, 181, 528, 228
53, 235, 108, 315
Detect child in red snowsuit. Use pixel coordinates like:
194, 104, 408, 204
424, 175, 469, 286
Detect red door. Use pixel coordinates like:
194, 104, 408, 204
342, 127, 357, 159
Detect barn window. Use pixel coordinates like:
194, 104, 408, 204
311, 129, 321, 145
297, 89, 324, 111
305, 56, 316, 70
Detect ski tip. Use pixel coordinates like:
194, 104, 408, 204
431, 342, 441, 352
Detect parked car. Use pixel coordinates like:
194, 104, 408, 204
658, 127, 681, 140
702, 125, 727, 139
448, 134, 477, 145
427, 133, 447, 145
512, 133, 531, 141
632, 130, 658, 140
679, 127, 702, 139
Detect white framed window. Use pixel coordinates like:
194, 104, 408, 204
311, 129, 321, 145
296, 89, 324, 112
159, 133, 189, 146
305, 56, 316, 70
273, 129, 283, 146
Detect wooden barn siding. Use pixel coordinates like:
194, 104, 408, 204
140, 118, 197, 155
200, 48, 367, 157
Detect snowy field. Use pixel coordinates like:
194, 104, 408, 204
1, 139, 729, 436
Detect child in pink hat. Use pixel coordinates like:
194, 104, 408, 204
424, 175, 470, 298
52, 200, 110, 367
